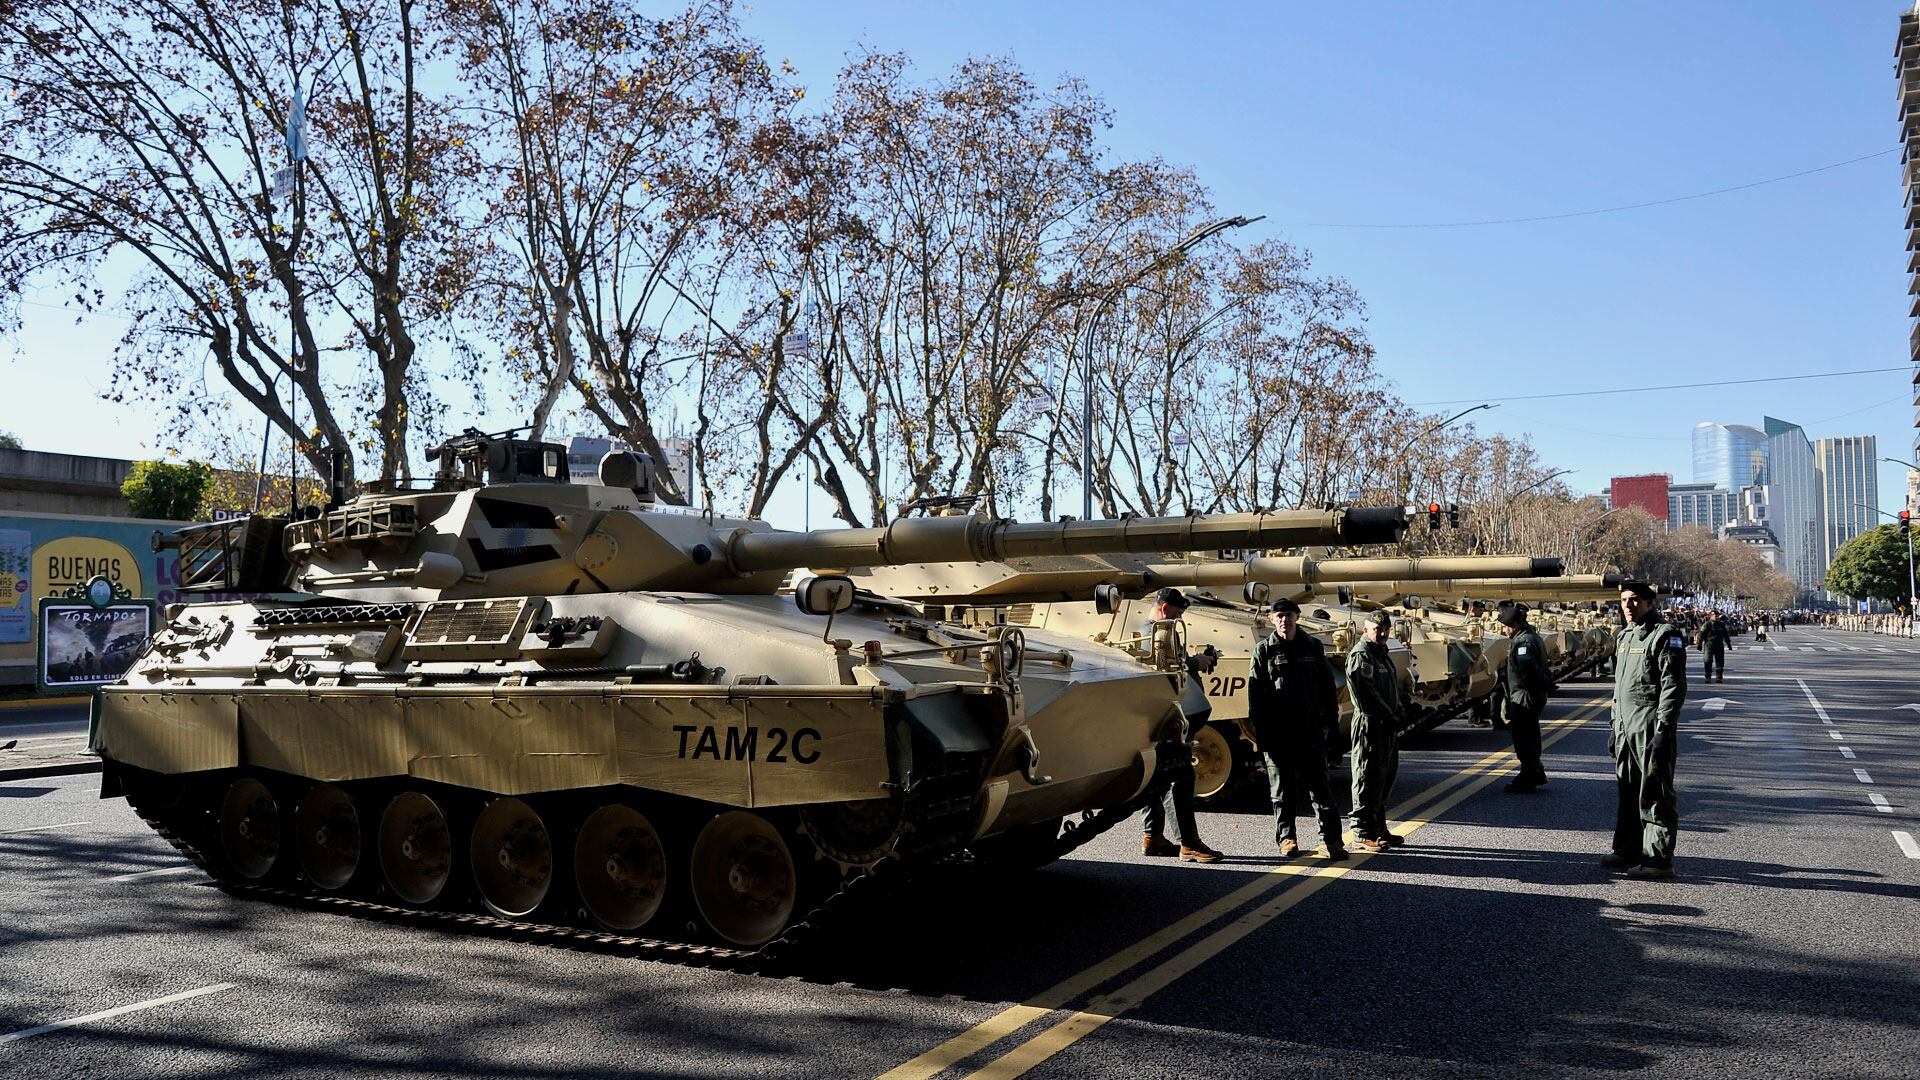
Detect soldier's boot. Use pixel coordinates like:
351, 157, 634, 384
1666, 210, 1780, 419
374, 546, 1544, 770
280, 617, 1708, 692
1143, 833, 1180, 858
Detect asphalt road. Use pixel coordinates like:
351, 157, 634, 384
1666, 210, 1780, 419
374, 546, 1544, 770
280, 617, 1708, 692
1, 625, 1915, 1079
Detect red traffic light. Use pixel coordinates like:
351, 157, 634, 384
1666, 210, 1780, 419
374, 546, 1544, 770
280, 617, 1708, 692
1427, 502, 1441, 513
1901, 510, 1912, 522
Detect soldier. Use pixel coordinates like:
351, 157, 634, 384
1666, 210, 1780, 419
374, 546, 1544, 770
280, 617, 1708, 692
1346, 610, 1406, 853
1496, 603, 1552, 794
1139, 588, 1225, 864
1699, 611, 1730, 683
1249, 598, 1347, 860
1605, 580, 1687, 880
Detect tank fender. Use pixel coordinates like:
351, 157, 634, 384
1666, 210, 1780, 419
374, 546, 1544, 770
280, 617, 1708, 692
895, 692, 998, 757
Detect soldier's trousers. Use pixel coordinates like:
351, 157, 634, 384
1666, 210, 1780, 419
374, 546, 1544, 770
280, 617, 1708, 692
1265, 742, 1341, 847
1612, 725, 1678, 865
1703, 644, 1725, 680
1348, 715, 1400, 840
1508, 703, 1545, 784
1142, 740, 1199, 845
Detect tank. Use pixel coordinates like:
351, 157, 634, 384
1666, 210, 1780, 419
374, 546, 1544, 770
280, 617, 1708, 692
859, 554, 1564, 804
99, 430, 1407, 958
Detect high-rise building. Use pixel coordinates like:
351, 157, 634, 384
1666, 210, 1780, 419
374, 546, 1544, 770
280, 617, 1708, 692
1606, 474, 1670, 520
1814, 435, 1878, 571
1764, 417, 1824, 598
1899, 6, 1920, 461
1692, 422, 1769, 491
1668, 482, 1735, 533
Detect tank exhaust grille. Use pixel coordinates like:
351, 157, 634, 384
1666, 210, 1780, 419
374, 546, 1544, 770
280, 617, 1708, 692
403, 598, 538, 660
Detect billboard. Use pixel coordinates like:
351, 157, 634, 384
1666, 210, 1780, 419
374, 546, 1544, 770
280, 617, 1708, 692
0, 512, 182, 687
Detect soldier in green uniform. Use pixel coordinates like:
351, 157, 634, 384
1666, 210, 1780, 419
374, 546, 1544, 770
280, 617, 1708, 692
1606, 580, 1687, 880
1699, 612, 1730, 683
1346, 610, 1406, 854
1496, 603, 1553, 793
1249, 598, 1346, 860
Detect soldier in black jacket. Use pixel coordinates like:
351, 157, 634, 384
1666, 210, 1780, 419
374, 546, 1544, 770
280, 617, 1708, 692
1249, 598, 1347, 860
1496, 603, 1554, 793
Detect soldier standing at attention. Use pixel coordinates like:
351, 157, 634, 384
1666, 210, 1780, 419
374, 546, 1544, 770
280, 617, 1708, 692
1139, 588, 1225, 864
1346, 610, 1406, 854
1496, 603, 1553, 794
1699, 611, 1730, 683
1249, 598, 1347, 861
1605, 581, 1688, 880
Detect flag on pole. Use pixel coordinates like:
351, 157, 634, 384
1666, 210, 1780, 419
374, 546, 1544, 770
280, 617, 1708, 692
285, 82, 308, 163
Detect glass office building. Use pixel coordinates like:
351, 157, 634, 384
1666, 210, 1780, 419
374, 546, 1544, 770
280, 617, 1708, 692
1692, 422, 1769, 491
1764, 417, 1823, 599
1815, 435, 1879, 572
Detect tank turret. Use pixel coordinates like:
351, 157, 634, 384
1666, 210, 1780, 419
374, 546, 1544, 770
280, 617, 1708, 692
169, 454, 1406, 605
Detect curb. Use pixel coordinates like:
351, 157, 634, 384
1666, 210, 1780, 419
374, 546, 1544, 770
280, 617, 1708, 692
0, 760, 102, 782
0, 696, 90, 711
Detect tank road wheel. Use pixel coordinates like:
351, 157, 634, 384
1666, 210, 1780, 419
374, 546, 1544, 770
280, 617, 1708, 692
217, 777, 283, 880
573, 804, 669, 932
295, 783, 363, 891
1190, 722, 1248, 804
690, 811, 799, 948
378, 792, 455, 906
470, 797, 554, 919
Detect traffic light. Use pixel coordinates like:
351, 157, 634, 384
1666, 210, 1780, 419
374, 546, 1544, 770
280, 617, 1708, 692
1447, 503, 1460, 529
1427, 502, 1441, 530
1901, 510, 1912, 535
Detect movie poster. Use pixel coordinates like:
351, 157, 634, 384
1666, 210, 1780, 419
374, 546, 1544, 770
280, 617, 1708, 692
39, 600, 151, 689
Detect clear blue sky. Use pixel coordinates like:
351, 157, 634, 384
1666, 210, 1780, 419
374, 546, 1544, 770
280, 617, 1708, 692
8, 1, 1918, 522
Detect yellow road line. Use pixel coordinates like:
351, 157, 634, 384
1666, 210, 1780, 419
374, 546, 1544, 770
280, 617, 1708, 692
960, 699, 1611, 1079
876, 696, 1610, 1080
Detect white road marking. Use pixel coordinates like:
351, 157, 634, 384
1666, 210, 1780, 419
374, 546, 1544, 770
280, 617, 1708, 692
1854, 768, 1875, 784
1895, 831, 1920, 859
0, 820, 89, 835
1796, 679, 1834, 724
1841, 747, 1857, 759
107, 865, 196, 883
1823, 647, 1840, 652
1798, 647, 1814, 652
0, 983, 235, 1044
1869, 793, 1894, 813
1828, 730, 1844, 741
1874, 647, 1892, 652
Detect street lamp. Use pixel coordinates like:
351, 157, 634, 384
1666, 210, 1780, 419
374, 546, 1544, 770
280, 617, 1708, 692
1080, 214, 1264, 520
1389, 402, 1496, 508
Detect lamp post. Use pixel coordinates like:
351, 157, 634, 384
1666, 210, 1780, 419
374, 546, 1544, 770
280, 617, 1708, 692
1081, 215, 1264, 520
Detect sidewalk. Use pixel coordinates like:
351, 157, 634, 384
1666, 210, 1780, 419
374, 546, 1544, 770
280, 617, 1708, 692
0, 696, 99, 781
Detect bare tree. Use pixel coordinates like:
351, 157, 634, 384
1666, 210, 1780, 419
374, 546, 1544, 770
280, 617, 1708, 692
0, 0, 471, 483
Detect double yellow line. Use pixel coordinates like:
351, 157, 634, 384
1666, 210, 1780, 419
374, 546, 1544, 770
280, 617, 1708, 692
878, 694, 1614, 1080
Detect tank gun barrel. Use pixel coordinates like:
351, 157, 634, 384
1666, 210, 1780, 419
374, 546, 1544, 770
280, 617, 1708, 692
1320, 573, 1653, 603
727, 507, 1406, 574
1137, 554, 1560, 590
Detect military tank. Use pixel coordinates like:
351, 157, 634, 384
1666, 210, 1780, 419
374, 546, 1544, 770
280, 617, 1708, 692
854, 553, 1562, 803
102, 430, 1405, 958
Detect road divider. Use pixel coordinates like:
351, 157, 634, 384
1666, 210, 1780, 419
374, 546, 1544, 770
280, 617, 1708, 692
877, 695, 1612, 1080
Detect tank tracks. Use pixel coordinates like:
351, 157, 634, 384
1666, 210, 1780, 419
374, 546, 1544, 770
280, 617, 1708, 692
118, 755, 1152, 973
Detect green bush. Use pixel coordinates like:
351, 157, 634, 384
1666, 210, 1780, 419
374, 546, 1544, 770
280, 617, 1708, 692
122, 459, 213, 521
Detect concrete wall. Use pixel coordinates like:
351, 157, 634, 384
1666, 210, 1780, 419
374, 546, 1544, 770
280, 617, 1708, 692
0, 448, 134, 517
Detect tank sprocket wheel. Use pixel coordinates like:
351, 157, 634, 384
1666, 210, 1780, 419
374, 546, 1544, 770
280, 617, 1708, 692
797, 795, 905, 871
